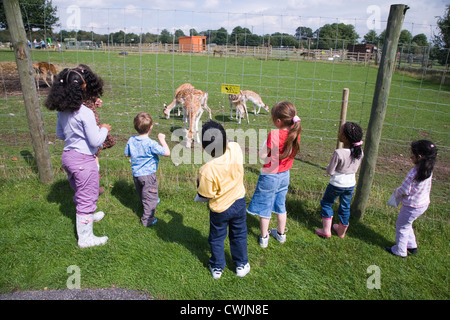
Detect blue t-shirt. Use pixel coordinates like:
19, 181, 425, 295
124, 136, 166, 177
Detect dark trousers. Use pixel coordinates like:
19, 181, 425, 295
133, 174, 158, 226
208, 197, 248, 269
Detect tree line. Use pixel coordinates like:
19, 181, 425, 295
1, 1, 448, 64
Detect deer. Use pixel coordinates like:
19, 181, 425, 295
183, 91, 205, 148
163, 83, 194, 119
163, 84, 212, 121
241, 90, 269, 115
227, 91, 249, 124
33, 62, 57, 87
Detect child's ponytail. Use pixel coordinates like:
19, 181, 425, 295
272, 101, 302, 160
411, 140, 438, 182
342, 122, 363, 162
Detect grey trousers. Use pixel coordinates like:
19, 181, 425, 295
133, 174, 158, 226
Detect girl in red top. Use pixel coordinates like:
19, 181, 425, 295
247, 101, 302, 248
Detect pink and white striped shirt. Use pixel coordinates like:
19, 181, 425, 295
394, 167, 432, 208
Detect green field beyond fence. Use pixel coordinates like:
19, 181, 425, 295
0, 48, 448, 300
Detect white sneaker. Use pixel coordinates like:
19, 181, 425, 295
270, 228, 287, 244
236, 263, 250, 277
209, 265, 223, 279
259, 234, 269, 248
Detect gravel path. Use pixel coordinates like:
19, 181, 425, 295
0, 288, 153, 300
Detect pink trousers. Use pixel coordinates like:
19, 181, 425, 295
391, 204, 428, 257
61, 150, 99, 216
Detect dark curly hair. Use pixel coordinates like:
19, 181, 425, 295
45, 68, 87, 112
77, 64, 104, 101
342, 122, 363, 162
411, 140, 438, 182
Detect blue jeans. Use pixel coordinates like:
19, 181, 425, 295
209, 197, 248, 270
320, 184, 355, 226
247, 170, 290, 218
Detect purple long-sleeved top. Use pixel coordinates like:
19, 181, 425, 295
56, 105, 108, 155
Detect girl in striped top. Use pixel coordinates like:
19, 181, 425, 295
386, 140, 438, 257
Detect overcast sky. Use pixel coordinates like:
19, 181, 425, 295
52, 0, 448, 40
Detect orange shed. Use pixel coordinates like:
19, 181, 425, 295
178, 36, 206, 52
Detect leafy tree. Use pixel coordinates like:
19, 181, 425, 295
398, 29, 412, 45
295, 26, 313, 40
159, 29, 172, 44
363, 29, 379, 44
141, 32, 158, 43
209, 27, 228, 45
174, 29, 185, 44
189, 28, 199, 36
411, 33, 428, 47
0, 0, 59, 32
111, 30, 125, 44
269, 32, 298, 47
431, 5, 450, 65
230, 26, 252, 45
315, 23, 359, 49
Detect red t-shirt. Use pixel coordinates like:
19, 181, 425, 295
262, 129, 300, 174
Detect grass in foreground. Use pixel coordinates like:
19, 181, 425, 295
0, 171, 448, 300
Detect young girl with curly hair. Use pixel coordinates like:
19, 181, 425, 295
315, 122, 364, 239
77, 64, 116, 194
45, 68, 112, 248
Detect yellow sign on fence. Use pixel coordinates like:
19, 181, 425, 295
221, 84, 240, 95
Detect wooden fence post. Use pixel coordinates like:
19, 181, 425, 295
337, 88, 349, 149
3, 0, 54, 184
351, 4, 409, 220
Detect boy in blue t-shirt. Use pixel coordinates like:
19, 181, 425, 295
125, 112, 170, 226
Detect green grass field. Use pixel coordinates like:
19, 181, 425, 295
0, 48, 448, 299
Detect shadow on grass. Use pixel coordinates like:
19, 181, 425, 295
155, 209, 210, 267
111, 180, 211, 267
111, 179, 141, 219
286, 197, 391, 249
46, 178, 77, 235
20, 150, 38, 174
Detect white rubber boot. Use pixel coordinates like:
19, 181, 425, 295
76, 215, 108, 248
92, 211, 105, 222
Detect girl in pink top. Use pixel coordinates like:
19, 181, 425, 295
386, 140, 438, 257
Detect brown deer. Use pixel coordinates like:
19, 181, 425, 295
163, 83, 194, 119
33, 62, 57, 87
183, 91, 204, 148
241, 90, 269, 115
228, 91, 249, 124
163, 84, 211, 121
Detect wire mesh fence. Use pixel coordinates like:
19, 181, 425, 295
0, 4, 448, 221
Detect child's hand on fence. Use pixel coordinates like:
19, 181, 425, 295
100, 123, 111, 131
95, 98, 102, 108
158, 133, 170, 157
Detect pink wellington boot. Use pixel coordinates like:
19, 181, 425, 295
315, 217, 332, 238
332, 222, 349, 238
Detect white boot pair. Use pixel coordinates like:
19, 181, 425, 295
76, 212, 108, 248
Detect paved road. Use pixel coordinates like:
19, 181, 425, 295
0, 288, 153, 300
